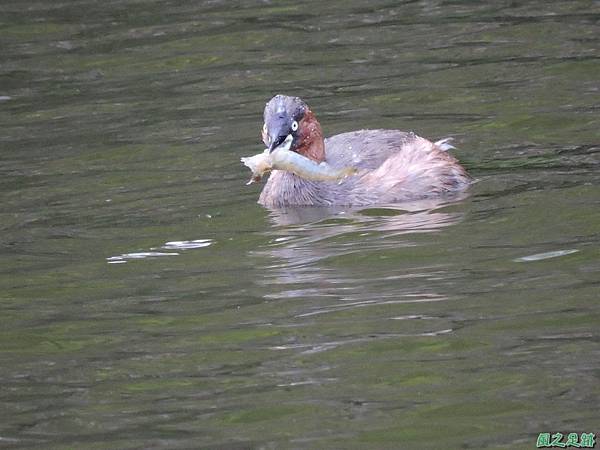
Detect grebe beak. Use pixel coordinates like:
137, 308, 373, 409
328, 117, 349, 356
266, 110, 294, 152
269, 134, 288, 152
269, 134, 293, 153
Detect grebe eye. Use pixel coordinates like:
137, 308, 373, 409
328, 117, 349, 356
291, 120, 299, 132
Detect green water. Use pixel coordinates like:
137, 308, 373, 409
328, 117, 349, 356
1, 1, 599, 448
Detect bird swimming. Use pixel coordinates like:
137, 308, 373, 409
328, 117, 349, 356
248, 95, 470, 207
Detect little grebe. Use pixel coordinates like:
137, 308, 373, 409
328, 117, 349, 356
258, 95, 470, 207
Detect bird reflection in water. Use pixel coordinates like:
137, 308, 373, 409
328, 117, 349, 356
253, 195, 468, 324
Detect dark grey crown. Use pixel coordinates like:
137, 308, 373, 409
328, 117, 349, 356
264, 95, 308, 122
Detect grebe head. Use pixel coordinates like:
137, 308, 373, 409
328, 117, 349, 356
262, 95, 325, 162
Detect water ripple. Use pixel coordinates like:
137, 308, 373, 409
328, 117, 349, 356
107, 239, 213, 263
106, 251, 179, 263
514, 249, 579, 262
269, 329, 454, 354
162, 239, 213, 250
